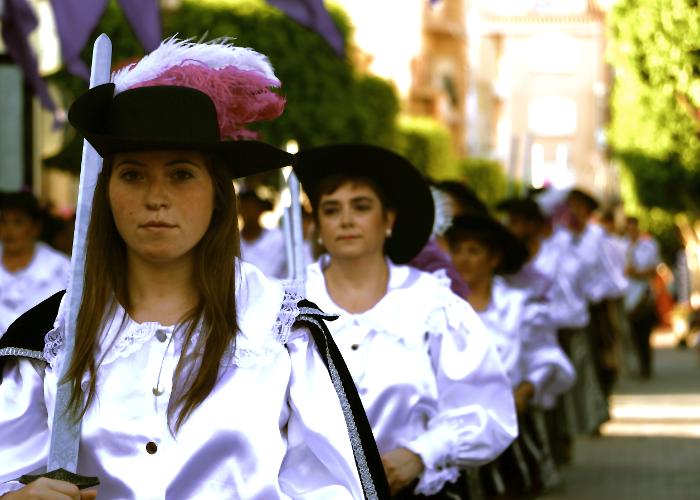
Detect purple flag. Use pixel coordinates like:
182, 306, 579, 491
118, 0, 162, 53
1, 0, 56, 110
49, 0, 108, 80
267, 0, 344, 56
49, 0, 161, 80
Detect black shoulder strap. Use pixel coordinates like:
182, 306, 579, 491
294, 299, 390, 500
0, 290, 65, 377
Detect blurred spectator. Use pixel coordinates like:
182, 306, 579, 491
238, 190, 287, 279
566, 189, 627, 399
623, 216, 661, 378
0, 191, 71, 335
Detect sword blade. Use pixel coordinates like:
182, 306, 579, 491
47, 34, 112, 473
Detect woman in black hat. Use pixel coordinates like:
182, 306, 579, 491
0, 39, 387, 499
0, 192, 71, 335
295, 144, 517, 498
445, 214, 575, 496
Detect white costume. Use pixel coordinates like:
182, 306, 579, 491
0, 262, 364, 499
476, 277, 575, 410
305, 257, 517, 496
0, 242, 70, 336
531, 227, 590, 329
572, 224, 628, 303
240, 228, 288, 279
623, 235, 661, 313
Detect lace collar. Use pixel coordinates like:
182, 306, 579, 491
44, 261, 302, 369
305, 257, 456, 343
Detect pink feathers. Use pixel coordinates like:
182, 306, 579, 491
111, 38, 285, 140
132, 63, 285, 139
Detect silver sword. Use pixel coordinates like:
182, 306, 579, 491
47, 33, 112, 473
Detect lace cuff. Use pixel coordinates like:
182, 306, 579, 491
400, 426, 460, 495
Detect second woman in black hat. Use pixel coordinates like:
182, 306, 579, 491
295, 144, 517, 498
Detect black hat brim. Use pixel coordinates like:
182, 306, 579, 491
496, 197, 545, 222
447, 215, 529, 275
293, 144, 434, 264
68, 84, 292, 178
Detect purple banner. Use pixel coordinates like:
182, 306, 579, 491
50, 0, 161, 80
1, 0, 56, 110
267, 0, 345, 56
117, 0, 162, 53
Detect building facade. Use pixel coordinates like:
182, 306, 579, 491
466, 0, 617, 197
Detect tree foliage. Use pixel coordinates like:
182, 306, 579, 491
607, 0, 700, 212
395, 115, 457, 179
457, 157, 508, 208
46, 0, 400, 172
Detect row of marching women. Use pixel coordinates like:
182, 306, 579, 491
239, 167, 653, 498
0, 35, 658, 500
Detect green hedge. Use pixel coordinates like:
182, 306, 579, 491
457, 157, 508, 207
394, 115, 456, 179
46, 0, 399, 172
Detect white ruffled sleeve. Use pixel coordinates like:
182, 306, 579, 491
0, 358, 50, 492
519, 300, 576, 409
400, 290, 518, 495
279, 324, 364, 499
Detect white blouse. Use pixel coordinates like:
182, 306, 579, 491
305, 258, 517, 496
0, 262, 364, 499
572, 224, 628, 303
532, 228, 590, 329
240, 228, 288, 279
476, 277, 576, 410
623, 235, 661, 312
0, 242, 71, 335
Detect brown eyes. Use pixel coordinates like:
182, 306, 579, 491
119, 170, 141, 182
117, 169, 195, 182
320, 203, 372, 216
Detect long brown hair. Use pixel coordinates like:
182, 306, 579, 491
64, 153, 239, 432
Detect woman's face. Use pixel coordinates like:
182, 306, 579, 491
0, 209, 40, 255
449, 238, 500, 286
316, 181, 395, 261
109, 150, 215, 265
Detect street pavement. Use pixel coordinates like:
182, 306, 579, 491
542, 332, 700, 500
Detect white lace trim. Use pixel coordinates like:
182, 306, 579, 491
425, 288, 466, 336
42, 282, 306, 369
274, 280, 304, 344
101, 321, 177, 366
43, 295, 68, 367
43, 326, 64, 366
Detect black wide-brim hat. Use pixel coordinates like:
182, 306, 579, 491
496, 197, 545, 223
67, 83, 292, 178
567, 188, 599, 212
446, 214, 529, 275
293, 144, 434, 264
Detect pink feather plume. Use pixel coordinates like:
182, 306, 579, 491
131, 63, 285, 140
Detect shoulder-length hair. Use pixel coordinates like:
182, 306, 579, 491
63, 153, 239, 432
